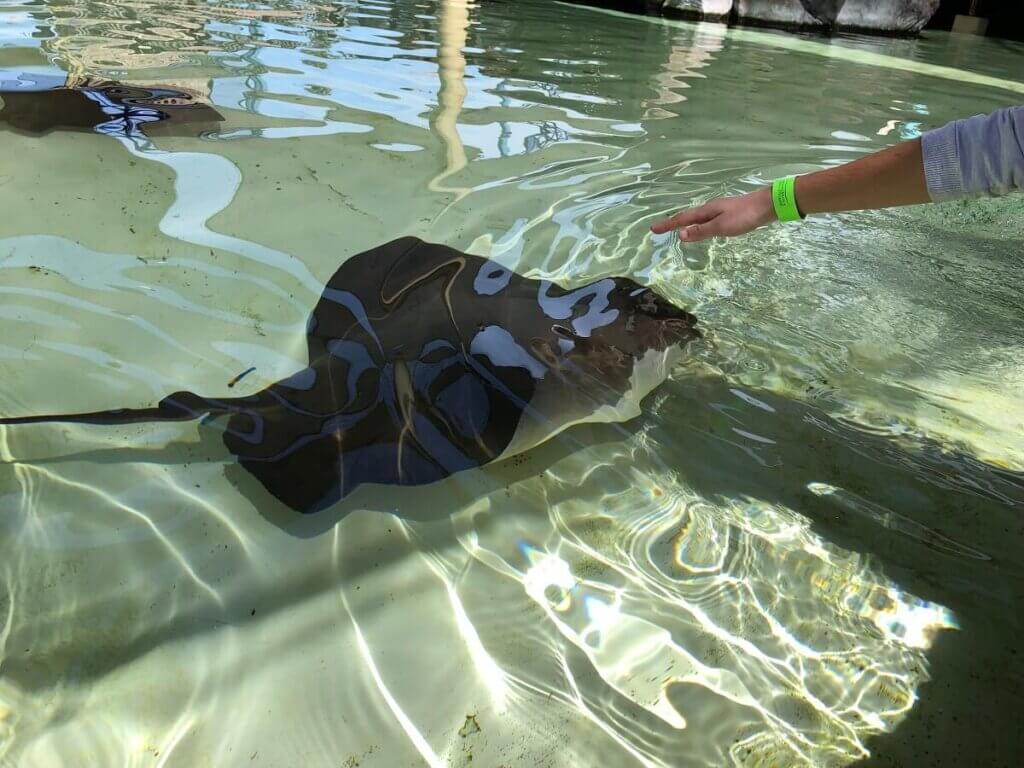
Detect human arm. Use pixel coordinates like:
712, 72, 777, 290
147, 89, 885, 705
650, 105, 1024, 243
922, 105, 1024, 201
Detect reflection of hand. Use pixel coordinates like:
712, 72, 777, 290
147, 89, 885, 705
650, 187, 777, 243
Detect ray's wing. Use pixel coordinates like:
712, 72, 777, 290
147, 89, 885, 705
220, 238, 541, 512
0, 88, 109, 135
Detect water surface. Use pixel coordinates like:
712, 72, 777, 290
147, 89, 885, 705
1, 1, 1023, 766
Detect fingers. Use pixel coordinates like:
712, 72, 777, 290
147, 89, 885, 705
650, 192, 767, 242
649, 203, 717, 234
678, 218, 723, 242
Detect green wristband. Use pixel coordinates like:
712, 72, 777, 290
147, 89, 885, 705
771, 176, 803, 222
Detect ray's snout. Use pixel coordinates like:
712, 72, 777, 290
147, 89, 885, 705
633, 289, 701, 345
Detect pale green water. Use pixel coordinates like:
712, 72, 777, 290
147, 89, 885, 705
0, 1, 1023, 766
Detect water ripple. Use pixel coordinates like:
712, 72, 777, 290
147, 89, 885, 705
2, 0, 1023, 766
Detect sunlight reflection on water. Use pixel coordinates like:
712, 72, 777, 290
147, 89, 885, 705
1, 0, 1023, 765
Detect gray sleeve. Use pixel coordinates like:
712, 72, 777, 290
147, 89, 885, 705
920, 105, 1024, 202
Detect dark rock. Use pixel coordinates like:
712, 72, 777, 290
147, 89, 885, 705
735, 0, 940, 33
661, 0, 733, 21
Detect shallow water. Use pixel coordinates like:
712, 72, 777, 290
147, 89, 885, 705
1, 1, 1023, 765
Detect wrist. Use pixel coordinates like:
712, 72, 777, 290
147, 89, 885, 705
770, 176, 804, 221
752, 187, 777, 225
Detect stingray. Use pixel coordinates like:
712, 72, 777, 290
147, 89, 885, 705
0, 237, 700, 513
0, 72, 222, 138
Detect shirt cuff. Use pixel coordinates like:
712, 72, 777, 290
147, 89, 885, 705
921, 122, 964, 202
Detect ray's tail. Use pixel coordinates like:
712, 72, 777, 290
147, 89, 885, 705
0, 391, 229, 427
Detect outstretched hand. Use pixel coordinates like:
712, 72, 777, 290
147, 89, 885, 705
650, 187, 776, 242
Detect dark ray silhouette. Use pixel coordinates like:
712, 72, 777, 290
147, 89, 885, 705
0, 237, 700, 513
0, 72, 222, 137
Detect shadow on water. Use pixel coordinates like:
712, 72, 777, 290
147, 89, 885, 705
650, 373, 1024, 767
4, 364, 1022, 768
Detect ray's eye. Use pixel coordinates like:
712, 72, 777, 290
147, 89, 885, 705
551, 324, 574, 339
